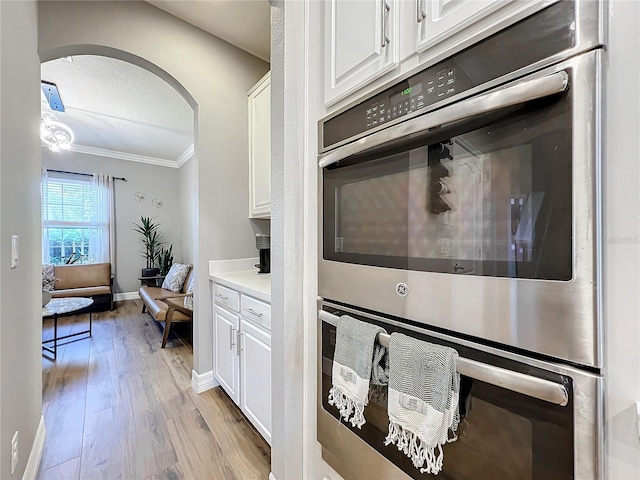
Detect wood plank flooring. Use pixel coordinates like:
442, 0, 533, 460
38, 300, 271, 480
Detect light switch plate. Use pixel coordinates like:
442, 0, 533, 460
11, 235, 18, 269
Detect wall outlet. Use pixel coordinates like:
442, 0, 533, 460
10, 431, 18, 474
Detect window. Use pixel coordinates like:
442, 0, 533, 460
42, 174, 111, 265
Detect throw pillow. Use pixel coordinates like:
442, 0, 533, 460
42, 263, 56, 292
161, 263, 190, 293
184, 274, 194, 310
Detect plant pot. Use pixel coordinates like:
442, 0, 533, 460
141, 268, 160, 278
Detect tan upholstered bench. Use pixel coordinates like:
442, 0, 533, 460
51, 263, 114, 311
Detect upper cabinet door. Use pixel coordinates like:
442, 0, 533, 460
325, 0, 399, 106
416, 0, 512, 52
248, 72, 271, 219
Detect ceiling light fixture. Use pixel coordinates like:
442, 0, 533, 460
41, 112, 74, 152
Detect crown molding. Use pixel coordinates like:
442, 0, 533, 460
176, 144, 195, 167
41, 142, 184, 168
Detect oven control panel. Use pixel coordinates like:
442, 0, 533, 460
324, 55, 466, 145
365, 70, 456, 128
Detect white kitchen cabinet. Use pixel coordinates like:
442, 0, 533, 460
212, 280, 272, 445
325, 0, 399, 106
327, 0, 550, 107
248, 72, 271, 219
213, 305, 240, 405
239, 318, 272, 445
414, 0, 512, 53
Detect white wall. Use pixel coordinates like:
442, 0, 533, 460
0, 1, 42, 478
270, 1, 304, 478
42, 150, 186, 293
38, 1, 269, 375
603, 1, 640, 478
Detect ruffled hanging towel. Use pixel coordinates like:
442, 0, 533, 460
384, 333, 460, 475
328, 315, 387, 428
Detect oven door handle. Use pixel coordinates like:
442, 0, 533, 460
318, 310, 569, 407
318, 70, 569, 169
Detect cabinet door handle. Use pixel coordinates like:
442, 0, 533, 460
237, 332, 243, 356
381, 0, 391, 47
243, 307, 264, 318
229, 325, 236, 349
216, 293, 229, 301
416, 0, 426, 23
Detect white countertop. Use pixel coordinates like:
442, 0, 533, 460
209, 270, 271, 303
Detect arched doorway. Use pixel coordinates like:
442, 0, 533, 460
39, 0, 270, 379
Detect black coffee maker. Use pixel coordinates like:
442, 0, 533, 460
255, 234, 270, 274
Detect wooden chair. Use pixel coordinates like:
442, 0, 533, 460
161, 295, 193, 348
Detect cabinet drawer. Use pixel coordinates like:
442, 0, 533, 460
240, 294, 271, 331
213, 283, 240, 312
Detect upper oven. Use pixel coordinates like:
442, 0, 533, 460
318, 0, 604, 369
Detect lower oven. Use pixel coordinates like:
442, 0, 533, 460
317, 301, 603, 480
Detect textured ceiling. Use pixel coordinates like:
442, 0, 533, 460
41, 55, 194, 166
146, 0, 271, 62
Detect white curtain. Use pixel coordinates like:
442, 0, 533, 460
89, 173, 115, 271
41, 168, 51, 263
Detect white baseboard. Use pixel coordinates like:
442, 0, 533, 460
114, 291, 139, 302
269, 473, 277, 480
191, 369, 219, 393
23, 416, 45, 480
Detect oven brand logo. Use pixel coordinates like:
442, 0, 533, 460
395, 283, 409, 297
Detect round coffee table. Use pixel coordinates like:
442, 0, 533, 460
42, 297, 94, 360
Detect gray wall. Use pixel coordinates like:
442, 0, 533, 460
42, 150, 186, 293
0, 1, 42, 478
178, 156, 196, 266
38, 1, 269, 375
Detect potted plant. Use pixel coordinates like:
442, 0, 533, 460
132, 215, 165, 278
158, 244, 174, 286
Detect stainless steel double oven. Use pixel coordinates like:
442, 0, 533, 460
317, 1, 605, 478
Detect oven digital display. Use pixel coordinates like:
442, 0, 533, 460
390, 83, 422, 105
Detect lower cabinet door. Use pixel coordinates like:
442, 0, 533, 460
213, 305, 240, 405
239, 319, 272, 445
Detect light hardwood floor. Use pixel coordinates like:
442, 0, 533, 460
38, 300, 271, 480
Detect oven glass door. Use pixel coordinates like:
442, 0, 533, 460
320, 313, 574, 479
323, 86, 572, 280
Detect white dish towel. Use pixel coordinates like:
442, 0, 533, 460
384, 332, 460, 475
328, 315, 387, 429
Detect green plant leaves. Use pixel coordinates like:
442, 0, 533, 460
132, 215, 166, 269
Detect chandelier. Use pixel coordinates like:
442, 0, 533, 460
40, 112, 74, 152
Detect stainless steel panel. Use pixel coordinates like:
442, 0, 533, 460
319, 71, 568, 168
318, 50, 602, 368
317, 301, 604, 479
